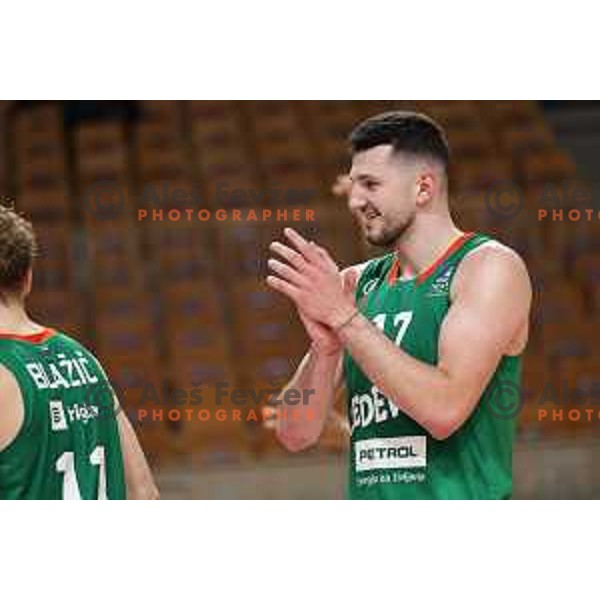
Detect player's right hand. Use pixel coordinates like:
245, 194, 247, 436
298, 267, 360, 355
299, 310, 341, 355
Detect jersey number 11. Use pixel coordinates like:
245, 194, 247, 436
55, 446, 107, 500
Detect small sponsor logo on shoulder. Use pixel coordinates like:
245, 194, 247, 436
362, 278, 378, 295
355, 436, 426, 472
426, 264, 455, 297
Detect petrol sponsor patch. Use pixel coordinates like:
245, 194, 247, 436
354, 436, 427, 472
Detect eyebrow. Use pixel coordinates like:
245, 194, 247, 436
349, 173, 380, 183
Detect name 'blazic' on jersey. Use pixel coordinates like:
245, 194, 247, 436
25, 351, 99, 391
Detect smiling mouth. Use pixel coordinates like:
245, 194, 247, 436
364, 209, 381, 221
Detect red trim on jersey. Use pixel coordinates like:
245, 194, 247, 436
416, 232, 475, 284
388, 232, 475, 286
0, 327, 56, 344
387, 257, 402, 285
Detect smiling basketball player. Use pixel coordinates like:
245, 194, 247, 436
266, 111, 532, 499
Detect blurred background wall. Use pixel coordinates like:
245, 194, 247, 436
1, 100, 599, 498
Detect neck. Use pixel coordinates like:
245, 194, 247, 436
0, 299, 39, 335
393, 211, 464, 276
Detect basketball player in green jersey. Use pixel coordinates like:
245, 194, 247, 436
266, 111, 532, 499
0, 204, 158, 500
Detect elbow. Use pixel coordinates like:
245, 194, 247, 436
427, 420, 458, 441
424, 402, 469, 441
276, 429, 318, 453
418, 381, 478, 440
130, 483, 160, 500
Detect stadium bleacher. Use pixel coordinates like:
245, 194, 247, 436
1, 100, 597, 464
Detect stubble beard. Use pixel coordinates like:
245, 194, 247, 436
365, 213, 415, 249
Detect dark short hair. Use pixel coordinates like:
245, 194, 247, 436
0, 201, 37, 294
349, 111, 450, 170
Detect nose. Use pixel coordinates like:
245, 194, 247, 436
348, 184, 369, 212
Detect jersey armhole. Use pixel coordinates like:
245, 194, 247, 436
447, 237, 496, 301
354, 255, 390, 297
0, 362, 30, 455
447, 238, 529, 357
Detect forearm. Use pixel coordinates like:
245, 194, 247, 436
118, 413, 160, 500
276, 346, 342, 451
265, 228, 531, 442
127, 478, 160, 500
126, 463, 160, 500
337, 314, 461, 439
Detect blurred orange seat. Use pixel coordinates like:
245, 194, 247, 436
452, 157, 513, 194
480, 101, 543, 128
162, 281, 224, 329
574, 254, 600, 285
448, 129, 497, 161
541, 320, 598, 365
138, 100, 182, 125
534, 281, 587, 327
424, 101, 481, 131
28, 289, 85, 338
520, 150, 577, 187
14, 103, 63, 139
500, 123, 555, 159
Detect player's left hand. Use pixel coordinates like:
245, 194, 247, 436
266, 228, 357, 329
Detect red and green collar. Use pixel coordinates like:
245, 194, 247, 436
0, 327, 56, 344
388, 232, 476, 285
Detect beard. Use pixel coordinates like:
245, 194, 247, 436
363, 212, 415, 249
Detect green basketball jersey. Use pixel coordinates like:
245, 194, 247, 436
0, 328, 126, 500
344, 232, 520, 500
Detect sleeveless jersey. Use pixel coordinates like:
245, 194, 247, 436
344, 232, 520, 499
0, 329, 126, 500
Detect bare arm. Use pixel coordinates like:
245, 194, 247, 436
0, 365, 23, 452
275, 347, 344, 451
337, 245, 532, 439
267, 228, 531, 441
116, 407, 160, 500
273, 264, 365, 452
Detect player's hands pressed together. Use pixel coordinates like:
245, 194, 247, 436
297, 310, 342, 355
295, 266, 359, 355
266, 228, 357, 334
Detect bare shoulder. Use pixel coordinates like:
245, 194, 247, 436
0, 362, 19, 393
452, 240, 532, 301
